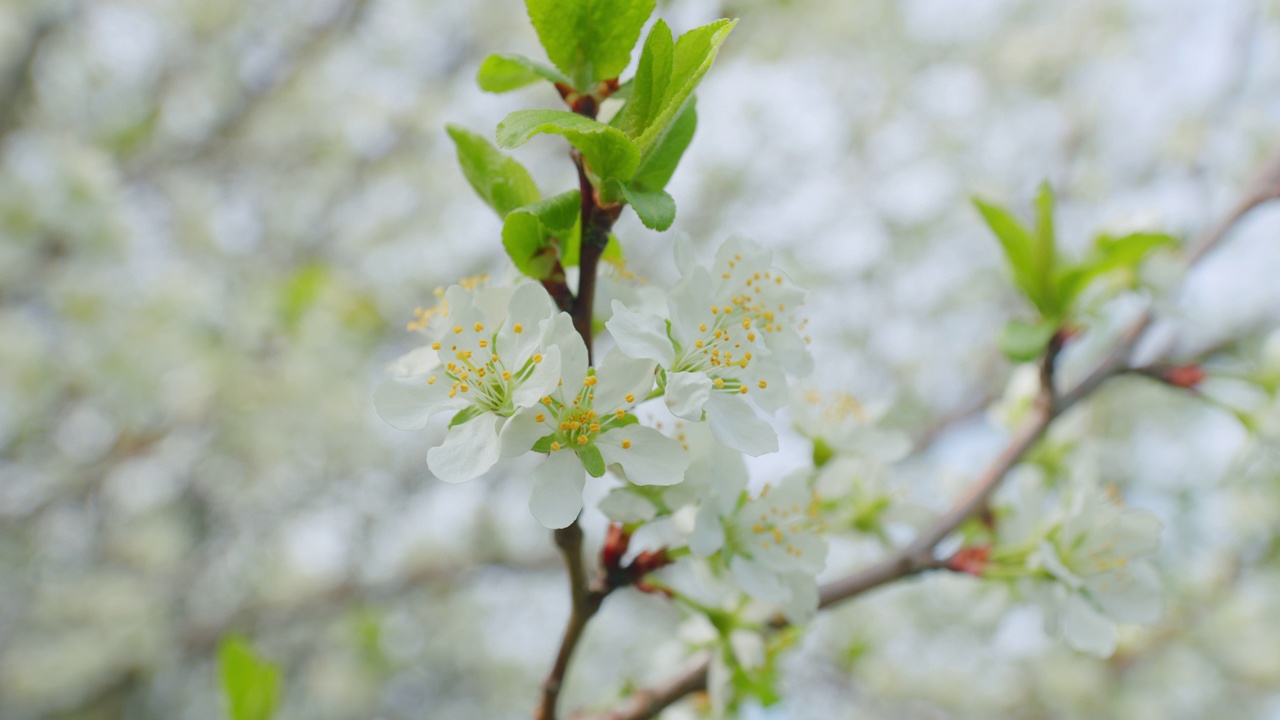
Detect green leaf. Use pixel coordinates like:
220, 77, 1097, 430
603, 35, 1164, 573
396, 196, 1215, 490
502, 191, 582, 279
1032, 182, 1058, 310
608, 180, 676, 231
611, 411, 640, 428
630, 19, 736, 164
532, 435, 556, 453
616, 19, 675, 138
219, 636, 280, 720
579, 444, 606, 477
1055, 232, 1177, 307
496, 109, 640, 184
525, 0, 655, 88
631, 98, 697, 191
449, 405, 486, 428
476, 53, 570, 92
999, 319, 1058, 362
974, 196, 1053, 317
446, 124, 540, 218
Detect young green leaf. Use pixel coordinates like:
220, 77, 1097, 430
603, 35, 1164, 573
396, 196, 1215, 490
219, 636, 280, 720
476, 53, 571, 93
525, 0, 655, 88
1055, 231, 1177, 307
631, 19, 736, 164
630, 98, 697, 191
1032, 182, 1058, 311
608, 180, 676, 231
616, 19, 675, 138
579, 444, 606, 477
532, 435, 556, 453
999, 318, 1058, 362
502, 191, 582, 280
973, 196, 1052, 317
496, 109, 640, 185
446, 125, 540, 218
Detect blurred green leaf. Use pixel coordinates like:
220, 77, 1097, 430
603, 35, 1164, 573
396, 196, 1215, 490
476, 53, 570, 92
280, 264, 329, 330
974, 192, 1056, 317
999, 318, 1058, 362
525, 0, 655, 88
496, 110, 640, 185
218, 636, 280, 720
446, 124, 541, 218
502, 191, 581, 279
449, 405, 486, 428
1055, 231, 1177, 307
532, 434, 556, 453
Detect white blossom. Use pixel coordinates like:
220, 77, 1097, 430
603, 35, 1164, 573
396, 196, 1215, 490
373, 281, 564, 483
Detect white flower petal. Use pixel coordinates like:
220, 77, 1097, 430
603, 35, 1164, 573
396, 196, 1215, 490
689, 501, 726, 557
1085, 562, 1162, 624
1061, 591, 1118, 657
529, 450, 587, 528
427, 412, 502, 484
598, 489, 658, 523
706, 393, 778, 456
598, 426, 689, 486
747, 359, 788, 413
594, 348, 656, 411
1111, 510, 1163, 558
665, 371, 713, 420
667, 268, 714, 345
729, 629, 765, 670
385, 346, 441, 378
762, 322, 813, 377
373, 376, 454, 431
778, 571, 820, 624
511, 345, 562, 408
729, 555, 788, 604
545, 313, 588, 388
604, 300, 675, 367
498, 407, 547, 458
498, 282, 555, 363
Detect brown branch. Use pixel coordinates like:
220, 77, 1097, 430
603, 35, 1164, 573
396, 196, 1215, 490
578, 146, 1280, 720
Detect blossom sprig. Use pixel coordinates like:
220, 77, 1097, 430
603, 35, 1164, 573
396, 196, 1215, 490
373, 281, 567, 483
512, 318, 690, 528
690, 471, 828, 623
605, 238, 811, 455
983, 476, 1164, 657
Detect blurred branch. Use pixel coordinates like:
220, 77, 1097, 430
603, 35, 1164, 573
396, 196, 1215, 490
0, 11, 66, 138
575, 144, 1280, 720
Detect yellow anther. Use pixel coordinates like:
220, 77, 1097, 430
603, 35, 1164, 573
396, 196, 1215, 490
453, 326, 463, 334
502, 371, 511, 381
615, 409, 626, 419
448, 389, 456, 398
570, 421, 581, 431
758, 380, 768, 389
542, 396, 553, 405
460, 384, 469, 393
589, 422, 600, 433
772, 528, 783, 543
722, 272, 731, 279
744, 352, 753, 360
742, 318, 751, 329
753, 523, 763, 533
535, 413, 545, 423
576, 435, 588, 445
695, 340, 704, 348
583, 376, 597, 387
478, 339, 488, 348
474, 322, 484, 332
513, 323, 523, 334
624, 393, 635, 403
711, 306, 719, 314
532, 354, 543, 363
621, 439, 632, 449
586, 411, 596, 420
431, 341, 442, 350
550, 441, 561, 451
560, 422, 571, 431
739, 385, 748, 394
427, 376, 437, 385
714, 378, 725, 388
747, 332, 756, 342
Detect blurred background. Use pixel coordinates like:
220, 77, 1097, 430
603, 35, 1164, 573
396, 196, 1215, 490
4, 0, 1280, 718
